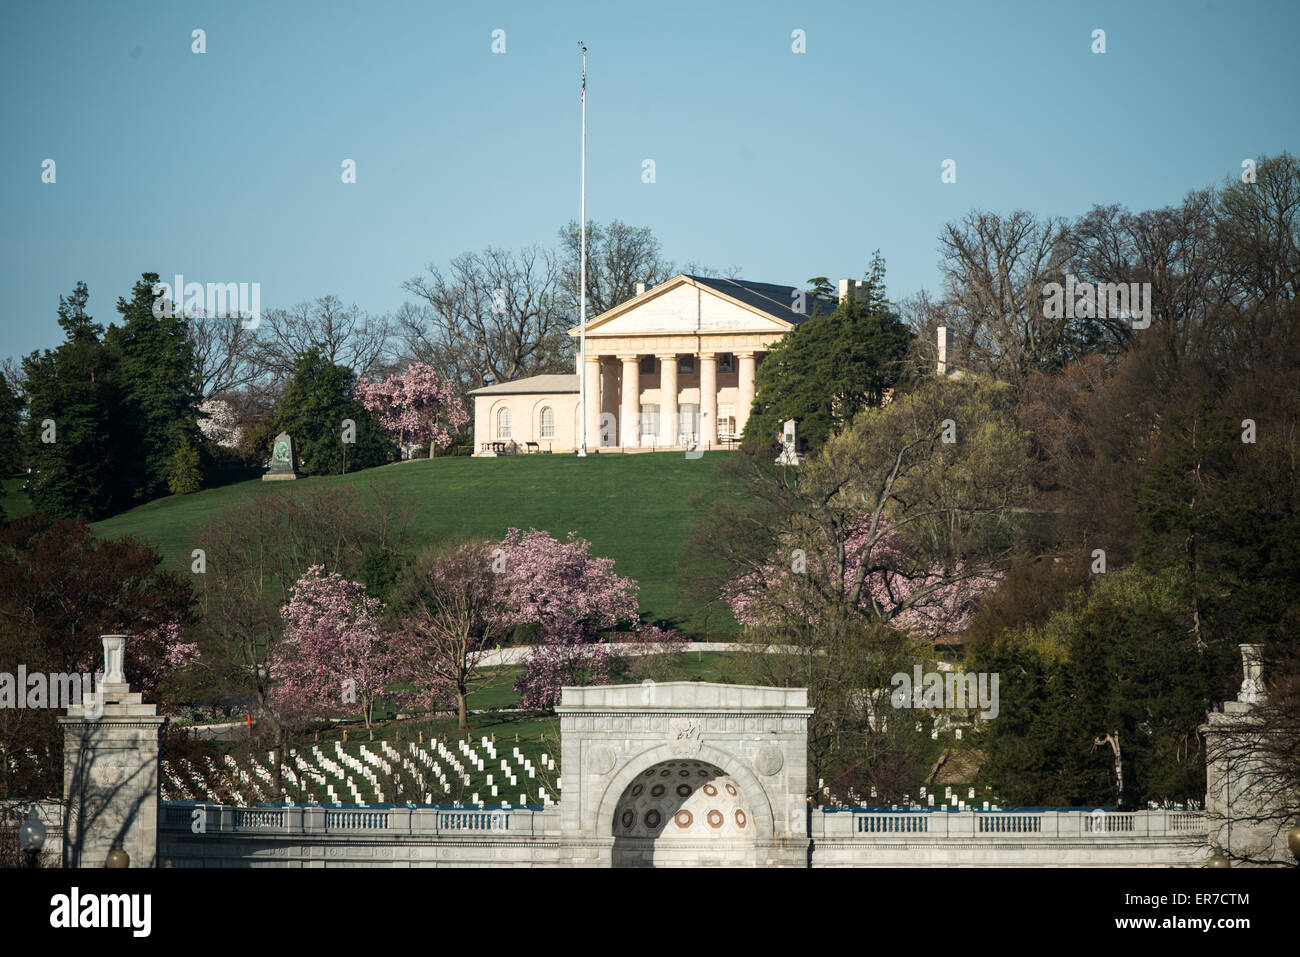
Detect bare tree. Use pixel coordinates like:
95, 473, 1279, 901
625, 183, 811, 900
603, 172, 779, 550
190, 313, 264, 398
387, 542, 503, 731
258, 296, 390, 384
401, 245, 571, 389
557, 219, 743, 317
557, 219, 680, 316
937, 210, 1072, 386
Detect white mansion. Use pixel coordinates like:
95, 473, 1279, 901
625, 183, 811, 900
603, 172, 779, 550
470, 274, 848, 454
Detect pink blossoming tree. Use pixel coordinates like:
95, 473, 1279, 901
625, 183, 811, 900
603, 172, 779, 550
726, 513, 1000, 639
354, 362, 469, 457
493, 528, 640, 709
270, 565, 395, 731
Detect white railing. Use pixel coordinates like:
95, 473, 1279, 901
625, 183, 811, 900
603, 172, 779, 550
822, 809, 1207, 841
160, 802, 550, 838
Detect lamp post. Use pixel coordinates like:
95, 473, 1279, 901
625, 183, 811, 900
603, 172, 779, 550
1287, 826, 1300, 867
18, 806, 46, 869
1207, 849, 1230, 868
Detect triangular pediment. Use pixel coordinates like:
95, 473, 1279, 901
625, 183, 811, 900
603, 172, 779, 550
569, 275, 796, 338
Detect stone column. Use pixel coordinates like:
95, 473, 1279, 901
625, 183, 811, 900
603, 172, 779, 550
1200, 644, 1291, 865
60, 635, 165, 868
584, 356, 602, 451
600, 360, 619, 447
658, 353, 678, 447
736, 351, 757, 439
699, 352, 718, 447
619, 355, 640, 448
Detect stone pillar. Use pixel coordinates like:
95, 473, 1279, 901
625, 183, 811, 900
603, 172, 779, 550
1200, 644, 1291, 865
600, 360, 619, 447
60, 635, 165, 868
736, 352, 757, 439
619, 355, 640, 448
699, 352, 718, 447
658, 354, 678, 448
583, 356, 602, 451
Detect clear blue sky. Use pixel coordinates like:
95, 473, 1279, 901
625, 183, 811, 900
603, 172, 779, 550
2, 0, 1296, 361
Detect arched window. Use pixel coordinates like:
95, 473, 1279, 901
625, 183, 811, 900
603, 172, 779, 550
497, 407, 512, 439
539, 406, 555, 439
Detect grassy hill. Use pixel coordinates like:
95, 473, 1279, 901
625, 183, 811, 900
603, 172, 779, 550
92, 452, 738, 636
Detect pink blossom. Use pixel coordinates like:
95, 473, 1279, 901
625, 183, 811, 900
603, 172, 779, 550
493, 528, 640, 709
269, 565, 395, 729
354, 363, 469, 454
725, 514, 1000, 639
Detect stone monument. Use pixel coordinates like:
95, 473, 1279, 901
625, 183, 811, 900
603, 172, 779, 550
775, 419, 802, 466
1201, 643, 1292, 865
60, 635, 164, 868
263, 431, 298, 481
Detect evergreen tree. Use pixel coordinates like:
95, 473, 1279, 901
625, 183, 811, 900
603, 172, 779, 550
105, 274, 202, 501
744, 253, 912, 455
20, 283, 127, 519
0, 373, 22, 482
166, 435, 203, 494
272, 347, 393, 475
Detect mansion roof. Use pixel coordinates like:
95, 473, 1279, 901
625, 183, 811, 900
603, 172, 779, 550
469, 373, 579, 396
684, 276, 837, 326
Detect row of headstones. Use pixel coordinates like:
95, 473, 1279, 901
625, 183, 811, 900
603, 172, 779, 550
164, 736, 560, 808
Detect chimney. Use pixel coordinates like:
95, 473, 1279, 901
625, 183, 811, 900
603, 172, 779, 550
635, 282, 646, 296
937, 326, 955, 376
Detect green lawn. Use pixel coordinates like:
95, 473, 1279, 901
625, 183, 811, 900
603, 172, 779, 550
1, 478, 33, 520
93, 452, 739, 636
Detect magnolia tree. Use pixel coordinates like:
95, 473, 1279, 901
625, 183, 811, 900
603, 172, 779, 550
354, 362, 468, 457
494, 528, 640, 709
387, 542, 503, 730
198, 397, 242, 448
270, 565, 394, 732
726, 514, 1000, 639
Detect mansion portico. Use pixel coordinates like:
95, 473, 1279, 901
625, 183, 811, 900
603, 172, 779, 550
471, 274, 842, 453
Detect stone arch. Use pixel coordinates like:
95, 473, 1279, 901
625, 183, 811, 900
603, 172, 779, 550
594, 741, 775, 843
530, 399, 556, 441
489, 400, 515, 441
609, 758, 756, 867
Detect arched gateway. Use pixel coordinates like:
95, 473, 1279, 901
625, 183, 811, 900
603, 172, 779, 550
555, 682, 813, 867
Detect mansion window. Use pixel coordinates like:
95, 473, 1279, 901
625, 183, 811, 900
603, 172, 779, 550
677, 355, 694, 375
496, 407, 512, 440
718, 353, 734, 373
639, 355, 656, 376
678, 403, 699, 441
718, 403, 736, 437
640, 404, 660, 440
538, 406, 555, 439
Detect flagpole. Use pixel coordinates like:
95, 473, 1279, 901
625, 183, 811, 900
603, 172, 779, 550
577, 41, 588, 457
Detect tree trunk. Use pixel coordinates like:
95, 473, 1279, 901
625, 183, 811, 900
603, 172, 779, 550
457, 687, 468, 731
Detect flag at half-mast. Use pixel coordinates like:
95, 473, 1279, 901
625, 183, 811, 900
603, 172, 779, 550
581, 64, 586, 102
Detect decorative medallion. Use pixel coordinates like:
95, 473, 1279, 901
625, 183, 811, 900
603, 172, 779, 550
707, 810, 724, 829
754, 745, 784, 776
631, 784, 644, 797
621, 809, 635, 829
645, 810, 661, 829
735, 810, 747, 829
676, 784, 692, 797
588, 745, 615, 775
651, 784, 666, 797
675, 810, 693, 828
725, 783, 738, 796
703, 784, 718, 797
